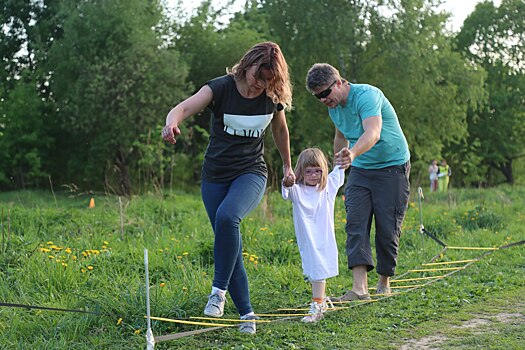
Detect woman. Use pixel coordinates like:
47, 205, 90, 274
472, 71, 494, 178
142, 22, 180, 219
161, 42, 293, 334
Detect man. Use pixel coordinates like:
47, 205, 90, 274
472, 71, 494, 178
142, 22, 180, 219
306, 63, 410, 300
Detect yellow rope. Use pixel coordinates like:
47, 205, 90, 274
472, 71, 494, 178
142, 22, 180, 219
446, 246, 498, 250
257, 313, 310, 317
147, 316, 234, 327
330, 299, 378, 305
391, 276, 444, 283
408, 267, 464, 272
387, 284, 425, 289
422, 259, 478, 266
190, 316, 270, 323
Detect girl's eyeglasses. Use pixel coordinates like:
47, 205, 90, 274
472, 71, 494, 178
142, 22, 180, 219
313, 81, 336, 99
305, 169, 323, 176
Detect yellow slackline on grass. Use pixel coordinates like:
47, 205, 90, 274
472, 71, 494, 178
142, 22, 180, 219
408, 267, 464, 272
422, 259, 478, 266
390, 276, 445, 283
257, 313, 311, 317
147, 316, 235, 327
446, 246, 498, 250
190, 316, 270, 323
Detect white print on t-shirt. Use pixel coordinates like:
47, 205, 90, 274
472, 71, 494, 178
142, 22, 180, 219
223, 113, 273, 138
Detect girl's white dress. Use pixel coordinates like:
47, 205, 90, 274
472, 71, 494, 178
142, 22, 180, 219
282, 166, 345, 280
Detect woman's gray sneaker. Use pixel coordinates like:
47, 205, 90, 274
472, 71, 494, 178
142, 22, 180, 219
203, 293, 226, 317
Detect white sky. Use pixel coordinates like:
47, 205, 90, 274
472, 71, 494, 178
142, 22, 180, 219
172, 0, 502, 31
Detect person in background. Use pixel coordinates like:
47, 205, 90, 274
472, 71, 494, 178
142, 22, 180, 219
437, 159, 451, 192
282, 148, 345, 323
428, 159, 439, 192
305, 63, 410, 301
162, 41, 294, 334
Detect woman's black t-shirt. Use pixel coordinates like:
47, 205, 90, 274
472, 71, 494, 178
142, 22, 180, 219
202, 75, 277, 182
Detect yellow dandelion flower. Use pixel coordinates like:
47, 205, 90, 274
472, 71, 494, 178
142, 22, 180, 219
47, 241, 53, 245
87, 266, 94, 270
40, 248, 51, 253
182, 252, 189, 256
177, 256, 182, 259
249, 257, 254, 262
117, 318, 123, 326
102, 245, 107, 249
160, 283, 166, 287
91, 250, 100, 255
182, 287, 187, 291
254, 261, 258, 266
56, 259, 61, 263
81, 268, 86, 273
82, 252, 88, 257
72, 256, 77, 260
61, 263, 68, 267
103, 241, 109, 245
134, 329, 141, 335
260, 227, 268, 231
158, 249, 164, 252
48, 255, 54, 259
242, 252, 249, 257
65, 248, 72, 254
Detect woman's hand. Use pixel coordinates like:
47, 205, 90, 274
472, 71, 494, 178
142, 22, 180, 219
283, 174, 295, 187
162, 124, 181, 145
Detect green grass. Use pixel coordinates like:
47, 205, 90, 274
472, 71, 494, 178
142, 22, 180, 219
0, 186, 524, 349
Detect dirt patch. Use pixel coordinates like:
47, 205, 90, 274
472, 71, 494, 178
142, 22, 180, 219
400, 335, 447, 350
400, 308, 524, 349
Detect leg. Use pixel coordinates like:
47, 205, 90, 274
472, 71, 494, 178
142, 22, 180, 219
201, 173, 266, 316
344, 168, 374, 296
372, 162, 410, 285
351, 266, 369, 295
311, 280, 326, 302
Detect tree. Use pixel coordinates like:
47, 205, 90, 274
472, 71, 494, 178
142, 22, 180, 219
456, 0, 525, 185
45, 0, 190, 194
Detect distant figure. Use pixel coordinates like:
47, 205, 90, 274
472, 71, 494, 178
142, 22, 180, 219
428, 159, 439, 192
282, 148, 345, 323
437, 159, 451, 192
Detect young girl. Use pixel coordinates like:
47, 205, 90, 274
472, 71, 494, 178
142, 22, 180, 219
282, 148, 345, 322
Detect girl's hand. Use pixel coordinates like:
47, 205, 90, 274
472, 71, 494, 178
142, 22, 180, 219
335, 147, 353, 169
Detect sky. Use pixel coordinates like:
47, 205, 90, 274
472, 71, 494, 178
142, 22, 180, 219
172, 0, 502, 31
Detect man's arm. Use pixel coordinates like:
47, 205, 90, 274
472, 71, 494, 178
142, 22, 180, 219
334, 117, 381, 168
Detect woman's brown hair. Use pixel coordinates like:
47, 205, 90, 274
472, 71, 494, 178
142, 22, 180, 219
228, 41, 293, 111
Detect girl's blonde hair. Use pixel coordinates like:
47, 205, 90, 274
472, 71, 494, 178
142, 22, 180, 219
228, 41, 293, 111
294, 148, 329, 191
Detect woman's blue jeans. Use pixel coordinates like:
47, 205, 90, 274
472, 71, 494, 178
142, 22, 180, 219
201, 173, 266, 316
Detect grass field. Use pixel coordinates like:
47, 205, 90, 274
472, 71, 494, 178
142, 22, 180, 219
0, 186, 524, 349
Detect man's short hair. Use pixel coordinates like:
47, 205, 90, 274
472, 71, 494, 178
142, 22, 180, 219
306, 63, 342, 92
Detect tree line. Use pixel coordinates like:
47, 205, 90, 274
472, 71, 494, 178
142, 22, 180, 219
1, 0, 524, 195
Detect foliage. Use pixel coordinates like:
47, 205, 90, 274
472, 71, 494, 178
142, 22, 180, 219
0, 0, 523, 192
455, 0, 525, 185
454, 205, 504, 231
44, 0, 190, 195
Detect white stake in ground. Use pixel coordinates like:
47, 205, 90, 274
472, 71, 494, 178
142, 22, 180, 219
144, 249, 155, 350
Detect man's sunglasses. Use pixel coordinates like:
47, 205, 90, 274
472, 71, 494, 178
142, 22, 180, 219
313, 81, 337, 99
